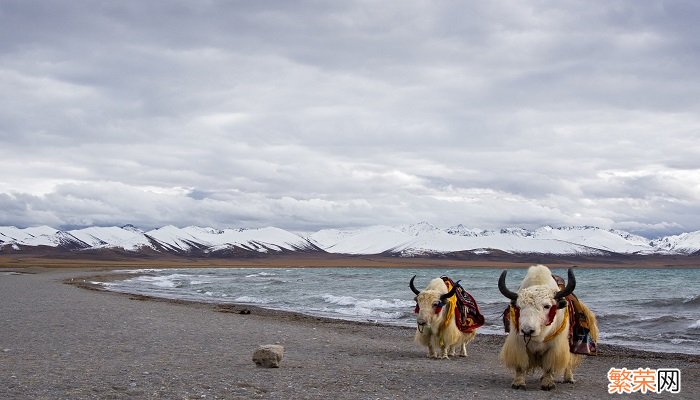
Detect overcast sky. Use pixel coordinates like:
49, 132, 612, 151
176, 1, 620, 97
1, 1, 699, 237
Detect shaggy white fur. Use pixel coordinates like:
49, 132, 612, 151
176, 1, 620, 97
499, 265, 598, 391
413, 278, 476, 359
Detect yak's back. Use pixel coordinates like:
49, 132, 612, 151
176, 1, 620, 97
519, 265, 558, 290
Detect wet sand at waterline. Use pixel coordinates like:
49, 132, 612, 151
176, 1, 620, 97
1, 268, 698, 399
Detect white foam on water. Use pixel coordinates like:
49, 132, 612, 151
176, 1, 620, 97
129, 275, 178, 288
245, 272, 276, 278
233, 295, 272, 304
321, 294, 356, 306
689, 320, 700, 330
315, 306, 405, 320
321, 294, 413, 309
671, 337, 699, 344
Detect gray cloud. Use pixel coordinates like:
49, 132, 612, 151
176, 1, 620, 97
1, 0, 699, 238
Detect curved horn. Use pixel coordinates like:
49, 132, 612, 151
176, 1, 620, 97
498, 270, 518, 302
440, 280, 459, 302
554, 268, 576, 299
409, 275, 420, 295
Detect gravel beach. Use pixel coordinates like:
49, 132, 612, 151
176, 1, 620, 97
1, 268, 698, 399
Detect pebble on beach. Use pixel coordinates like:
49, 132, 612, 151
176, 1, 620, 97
252, 344, 284, 368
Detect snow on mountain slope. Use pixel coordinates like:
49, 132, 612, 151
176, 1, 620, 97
146, 225, 203, 251
313, 225, 599, 255
2, 223, 700, 256
532, 226, 654, 254
651, 231, 700, 254
400, 222, 442, 236
445, 224, 486, 237
68, 226, 154, 251
182, 226, 312, 252
146, 226, 312, 253
309, 226, 414, 254
399, 229, 598, 255
312, 223, 659, 255
0, 226, 61, 247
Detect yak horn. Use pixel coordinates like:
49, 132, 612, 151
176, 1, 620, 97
440, 280, 459, 302
409, 275, 420, 295
554, 268, 576, 299
498, 270, 518, 302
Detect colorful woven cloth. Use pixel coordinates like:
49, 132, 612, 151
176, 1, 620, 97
441, 276, 485, 333
553, 274, 597, 355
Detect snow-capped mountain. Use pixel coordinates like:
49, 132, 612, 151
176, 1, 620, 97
0, 225, 317, 255
309, 224, 660, 255
2, 223, 700, 257
650, 231, 700, 254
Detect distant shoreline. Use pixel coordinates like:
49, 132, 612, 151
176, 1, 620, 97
2, 253, 700, 270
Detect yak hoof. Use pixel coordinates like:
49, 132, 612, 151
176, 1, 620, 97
511, 384, 526, 390
541, 383, 556, 391
563, 378, 575, 384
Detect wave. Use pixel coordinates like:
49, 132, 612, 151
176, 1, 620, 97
245, 272, 277, 278
617, 315, 700, 338
637, 315, 689, 324
683, 294, 700, 306
310, 306, 408, 320
128, 275, 179, 288
630, 295, 700, 309
320, 294, 413, 309
594, 312, 634, 321
189, 280, 212, 285
233, 295, 272, 304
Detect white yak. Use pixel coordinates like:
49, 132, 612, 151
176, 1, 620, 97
498, 265, 598, 390
409, 276, 476, 359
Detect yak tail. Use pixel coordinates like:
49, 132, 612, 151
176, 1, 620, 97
575, 299, 599, 342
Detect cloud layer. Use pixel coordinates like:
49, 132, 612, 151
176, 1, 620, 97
1, 1, 699, 237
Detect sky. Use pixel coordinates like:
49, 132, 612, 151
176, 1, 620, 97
1, 0, 699, 238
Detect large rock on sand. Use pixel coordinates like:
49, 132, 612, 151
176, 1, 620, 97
252, 345, 284, 368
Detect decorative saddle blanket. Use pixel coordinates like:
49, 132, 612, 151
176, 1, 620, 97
552, 274, 597, 356
501, 274, 597, 355
441, 276, 485, 333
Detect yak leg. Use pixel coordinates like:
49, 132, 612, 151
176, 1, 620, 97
427, 343, 436, 358
439, 345, 450, 359
540, 369, 556, 391
459, 342, 468, 357
432, 336, 449, 359
512, 368, 526, 390
563, 366, 575, 383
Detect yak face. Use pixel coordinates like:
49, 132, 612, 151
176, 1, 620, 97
414, 290, 446, 331
409, 276, 458, 333
514, 286, 560, 338
499, 267, 575, 339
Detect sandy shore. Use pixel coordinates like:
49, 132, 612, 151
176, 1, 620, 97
1, 268, 698, 399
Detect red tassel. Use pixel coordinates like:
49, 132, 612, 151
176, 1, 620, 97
545, 305, 558, 326
414, 305, 419, 314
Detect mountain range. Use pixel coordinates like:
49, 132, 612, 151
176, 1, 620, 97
2, 222, 700, 259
